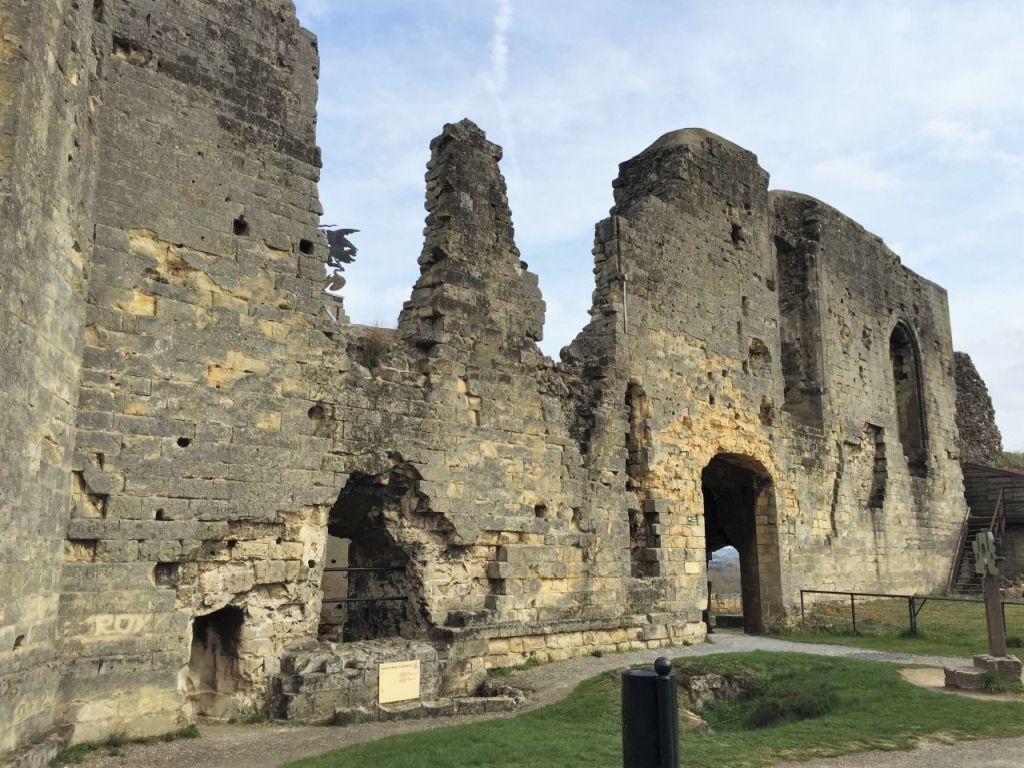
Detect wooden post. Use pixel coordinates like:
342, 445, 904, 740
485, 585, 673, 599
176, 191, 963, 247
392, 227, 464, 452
984, 573, 1008, 658
975, 530, 1007, 657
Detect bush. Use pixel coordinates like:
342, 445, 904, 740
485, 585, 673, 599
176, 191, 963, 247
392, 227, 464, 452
979, 671, 1024, 695
355, 325, 395, 370
997, 451, 1024, 470
745, 685, 839, 728
681, 662, 841, 732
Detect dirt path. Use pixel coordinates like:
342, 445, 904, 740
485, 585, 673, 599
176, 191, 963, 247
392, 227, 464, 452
770, 736, 1024, 768
72, 633, 990, 768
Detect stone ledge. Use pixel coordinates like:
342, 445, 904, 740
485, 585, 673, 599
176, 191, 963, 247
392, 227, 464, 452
944, 654, 1022, 691
326, 696, 517, 726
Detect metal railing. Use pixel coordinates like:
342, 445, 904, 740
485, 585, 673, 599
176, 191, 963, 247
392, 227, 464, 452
947, 510, 973, 593
799, 588, 1024, 636
320, 565, 407, 605
947, 487, 1008, 593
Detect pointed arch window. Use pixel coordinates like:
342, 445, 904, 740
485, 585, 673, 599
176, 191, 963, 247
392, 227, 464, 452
889, 323, 928, 475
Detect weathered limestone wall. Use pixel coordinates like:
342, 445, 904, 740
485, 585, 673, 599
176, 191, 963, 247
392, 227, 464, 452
573, 130, 789, 629
56, 0, 343, 743
0, 1, 973, 753
0, 1, 98, 763
336, 121, 681, 680
954, 351, 1003, 465
774, 193, 965, 596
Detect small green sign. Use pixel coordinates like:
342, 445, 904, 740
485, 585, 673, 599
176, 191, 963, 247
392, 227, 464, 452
686, 515, 698, 523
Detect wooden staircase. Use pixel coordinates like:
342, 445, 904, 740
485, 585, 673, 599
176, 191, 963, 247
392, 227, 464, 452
948, 487, 1006, 594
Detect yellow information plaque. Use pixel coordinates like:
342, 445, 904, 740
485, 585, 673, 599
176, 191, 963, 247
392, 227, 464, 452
378, 659, 421, 704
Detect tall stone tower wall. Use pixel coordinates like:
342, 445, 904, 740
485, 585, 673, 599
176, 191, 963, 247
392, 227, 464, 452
0, 2, 98, 762
53, 0, 345, 745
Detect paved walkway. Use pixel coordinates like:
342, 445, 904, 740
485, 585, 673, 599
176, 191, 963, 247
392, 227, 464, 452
73, 633, 1015, 768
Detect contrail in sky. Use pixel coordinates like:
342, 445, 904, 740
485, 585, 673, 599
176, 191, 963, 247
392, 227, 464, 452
488, 0, 521, 195
490, 0, 513, 94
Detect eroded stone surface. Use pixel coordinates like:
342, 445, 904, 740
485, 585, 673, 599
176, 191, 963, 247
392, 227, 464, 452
0, 2, 979, 763
954, 352, 1003, 465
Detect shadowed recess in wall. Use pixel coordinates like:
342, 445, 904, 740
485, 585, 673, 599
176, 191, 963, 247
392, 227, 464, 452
187, 606, 244, 719
319, 468, 433, 642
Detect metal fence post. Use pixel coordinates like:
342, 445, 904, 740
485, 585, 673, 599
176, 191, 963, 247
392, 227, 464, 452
622, 657, 679, 768
850, 593, 857, 634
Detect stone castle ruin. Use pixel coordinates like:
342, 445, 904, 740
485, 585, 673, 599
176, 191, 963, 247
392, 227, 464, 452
0, 1, 998, 764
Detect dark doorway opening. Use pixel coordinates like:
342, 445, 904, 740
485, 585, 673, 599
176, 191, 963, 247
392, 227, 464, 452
625, 381, 658, 578
318, 469, 430, 642
186, 605, 244, 718
701, 454, 781, 634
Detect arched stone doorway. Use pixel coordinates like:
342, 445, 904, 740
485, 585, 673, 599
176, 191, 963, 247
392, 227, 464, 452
701, 453, 782, 634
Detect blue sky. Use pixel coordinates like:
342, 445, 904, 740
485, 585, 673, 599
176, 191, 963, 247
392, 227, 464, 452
294, 0, 1024, 449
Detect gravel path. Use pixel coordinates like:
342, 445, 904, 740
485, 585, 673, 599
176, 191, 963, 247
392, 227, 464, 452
71, 632, 998, 768
769, 736, 1024, 768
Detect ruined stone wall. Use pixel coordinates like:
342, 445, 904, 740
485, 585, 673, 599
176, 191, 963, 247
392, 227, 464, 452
954, 351, 1003, 465
335, 121, 678, 681
773, 193, 965, 596
0, 2, 975, 754
56, 0, 345, 744
572, 130, 790, 630
0, 2, 99, 763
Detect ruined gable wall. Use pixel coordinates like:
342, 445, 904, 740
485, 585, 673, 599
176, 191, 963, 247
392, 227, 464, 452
773, 192, 965, 596
579, 130, 792, 629
57, 0, 345, 743
953, 351, 1003, 465
333, 121, 681, 682
0, 1, 99, 762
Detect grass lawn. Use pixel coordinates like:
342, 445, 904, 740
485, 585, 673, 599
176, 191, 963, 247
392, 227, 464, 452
776, 597, 1024, 658
284, 652, 1024, 768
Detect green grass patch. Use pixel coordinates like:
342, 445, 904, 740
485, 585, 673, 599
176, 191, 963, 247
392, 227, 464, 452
777, 597, 1024, 657
283, 652, 1024, 768
49, 724, 200, 766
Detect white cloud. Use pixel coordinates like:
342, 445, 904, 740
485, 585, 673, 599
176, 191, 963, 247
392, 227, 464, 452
923, 119, 993, 158
489, 0, 513, 95
811, 154, 902, 192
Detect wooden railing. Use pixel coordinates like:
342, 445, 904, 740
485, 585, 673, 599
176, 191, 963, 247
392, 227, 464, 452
992, 487, 1007, 539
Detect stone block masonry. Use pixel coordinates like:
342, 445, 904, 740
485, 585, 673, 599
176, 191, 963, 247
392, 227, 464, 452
0, 0, 977, 762
954, 352, 1003, 465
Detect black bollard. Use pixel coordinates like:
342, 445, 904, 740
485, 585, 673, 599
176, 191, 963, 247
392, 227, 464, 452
621, 657, 679, 768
